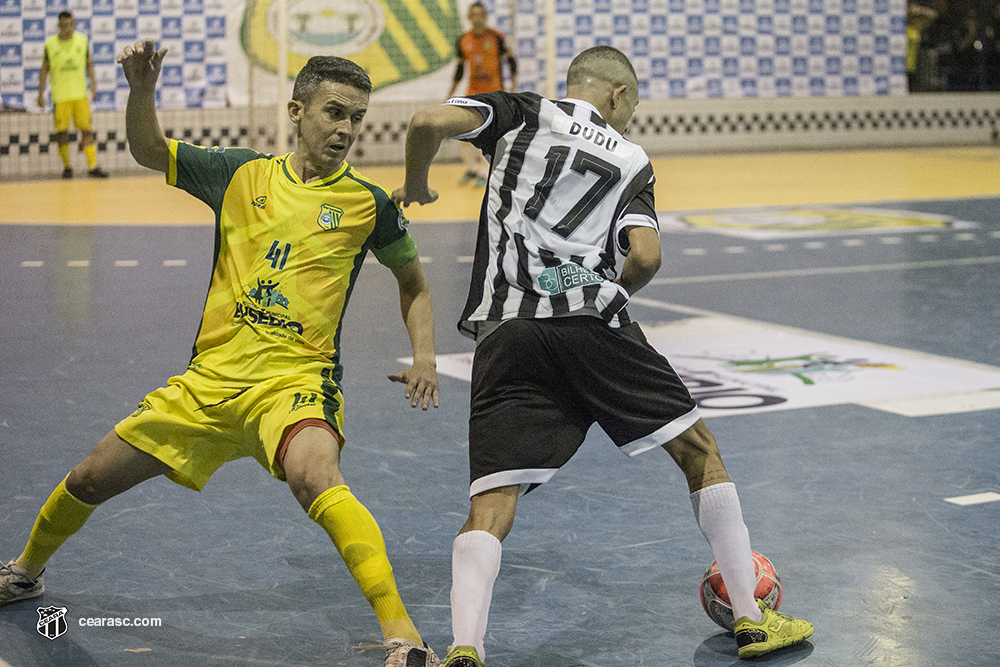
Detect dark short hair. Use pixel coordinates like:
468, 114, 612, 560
57, 10, 73, 20
292, 56, 372, 104
566, 46, 638, 89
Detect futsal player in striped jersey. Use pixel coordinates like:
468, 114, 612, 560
394, 46, 814, 664
1, 42, 440, 667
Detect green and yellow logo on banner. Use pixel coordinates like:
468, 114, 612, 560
241, 0, 461, 91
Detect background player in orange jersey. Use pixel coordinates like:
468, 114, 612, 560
447, 2, 517, 187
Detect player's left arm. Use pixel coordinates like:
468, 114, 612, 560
448, 38, 465, 99
37, 50, 49, 109
387, 257, 439, 410
392, 103, 486, 207
617, 225, 662, 295
614, 173, 661, 295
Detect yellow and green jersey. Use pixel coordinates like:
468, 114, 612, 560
167, 140, 418, 383
43, 33, 89, 103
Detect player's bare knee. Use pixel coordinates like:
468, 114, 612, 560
65, 462, 107, 504
286, 466, 344, 512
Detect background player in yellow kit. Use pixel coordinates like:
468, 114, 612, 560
2, 40, 440, 667
447, 2, 516, 187
37, 10, 107, 179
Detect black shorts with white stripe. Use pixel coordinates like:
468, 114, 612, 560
467, 316, 700, 497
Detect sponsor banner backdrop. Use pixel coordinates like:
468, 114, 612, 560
1, 0, 228, 111
0, 0, 906, 110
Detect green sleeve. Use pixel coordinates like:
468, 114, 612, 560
372, 234, 419, 269
349, 172, 418, 268
168, 140, 269, 216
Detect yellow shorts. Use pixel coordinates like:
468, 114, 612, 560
53, 98, 92, 133
115, 361, 346, 491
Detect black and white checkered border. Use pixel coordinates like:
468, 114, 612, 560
629, 107, 1000, 136
4, 94, 1000, 178
0, 127, 249, 157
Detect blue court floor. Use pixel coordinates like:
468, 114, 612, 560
1, 194, 999, 666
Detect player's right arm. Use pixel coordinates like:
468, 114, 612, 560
392, 103, 485, 207
37, 50, 49, 109
118, 39, 170, 174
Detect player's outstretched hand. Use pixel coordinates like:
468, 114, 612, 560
391, 186, 439, 208
388, 359, 440, 410
117, 39, 168, 92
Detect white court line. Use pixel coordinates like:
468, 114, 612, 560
857, 389, 1000, 416
115, 260, 138, 267
944, 492, 1000, 506
21, 261, 43, 267
647, 255, 1000, 285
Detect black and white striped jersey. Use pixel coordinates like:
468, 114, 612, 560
447, 91, 659, 339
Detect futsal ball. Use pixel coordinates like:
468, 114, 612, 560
700, 550, 782, 632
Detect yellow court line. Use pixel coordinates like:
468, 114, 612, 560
4, 148, 1000, 226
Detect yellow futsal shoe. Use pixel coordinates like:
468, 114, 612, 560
734, 599, 814, 659
442, 645, 484, 667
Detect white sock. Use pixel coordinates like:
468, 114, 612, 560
690, 482, 762, 622
451, 530, 502, 659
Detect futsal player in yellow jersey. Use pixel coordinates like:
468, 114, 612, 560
1, 41, 440, 667
38, 10, 108, 178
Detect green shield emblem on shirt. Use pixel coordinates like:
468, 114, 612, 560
240, 0, 462, 92
318, 204, 344, 231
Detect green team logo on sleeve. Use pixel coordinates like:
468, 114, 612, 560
240, 0, 461, 91
318, 204, 344, 231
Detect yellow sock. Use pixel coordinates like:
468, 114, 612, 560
84, 144, 97, 169
308, 486, 421, 645
58, 144, 71, 168
17, 476, 99, 579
